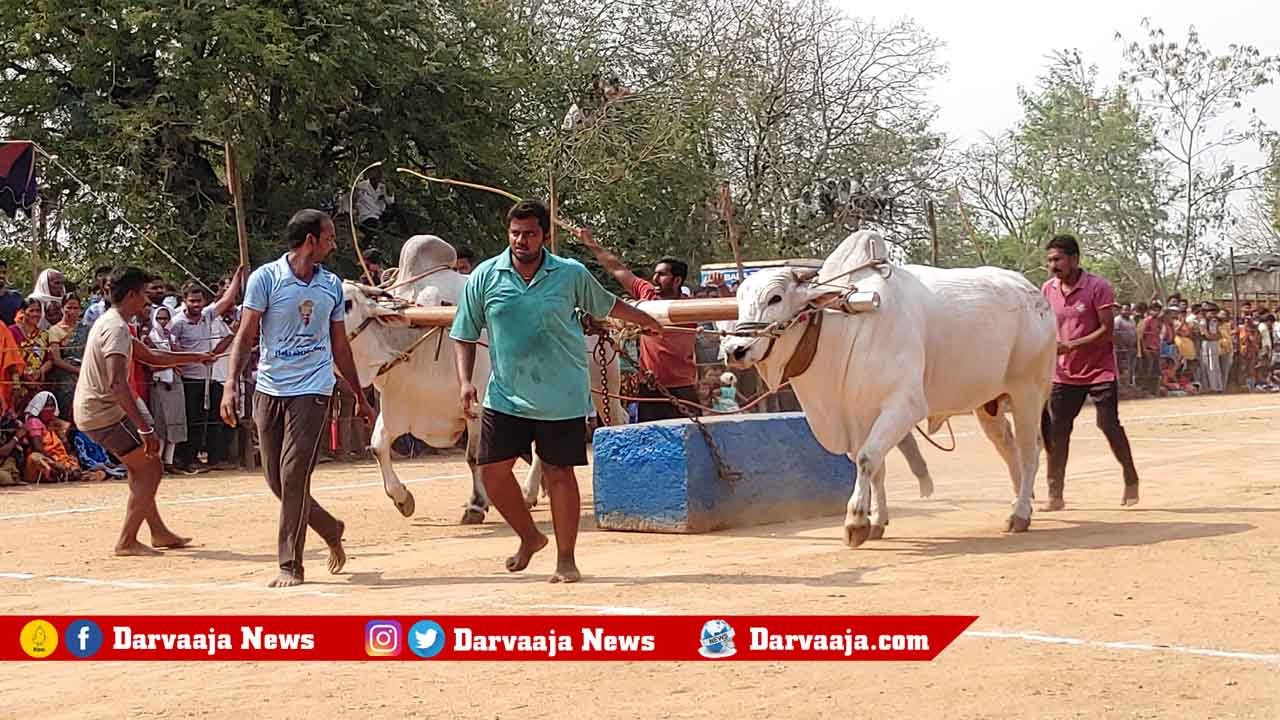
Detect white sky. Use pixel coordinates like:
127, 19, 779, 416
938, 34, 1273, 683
845, 0, 1279, 161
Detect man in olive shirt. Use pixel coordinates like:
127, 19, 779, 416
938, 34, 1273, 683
452, 200, 661, 583
75, 266, 215, 556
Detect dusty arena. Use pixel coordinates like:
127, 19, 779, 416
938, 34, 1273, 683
3, 393, 1278, 719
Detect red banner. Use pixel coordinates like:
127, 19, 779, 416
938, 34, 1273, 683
2, 615, 976, 661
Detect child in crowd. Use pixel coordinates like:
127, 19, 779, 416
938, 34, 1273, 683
712, 371, 741, 413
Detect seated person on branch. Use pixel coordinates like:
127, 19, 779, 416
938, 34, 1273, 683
578, 231, 699, 421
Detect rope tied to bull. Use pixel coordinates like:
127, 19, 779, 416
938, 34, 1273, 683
584, 313, 743, 486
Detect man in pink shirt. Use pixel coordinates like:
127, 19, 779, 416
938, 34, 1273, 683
1040, 234, 1140, 510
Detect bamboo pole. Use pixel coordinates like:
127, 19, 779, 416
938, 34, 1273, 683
224, 143, 251, 268
548, 170, 557, 253
401, 297, 742, 328
719, 181, 745, 284
1230, 246, 1240, 323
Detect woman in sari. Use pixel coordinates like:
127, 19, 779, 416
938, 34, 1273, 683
9, 298, 51, 410
22, 391, 106, 483
47, 295, 84, 418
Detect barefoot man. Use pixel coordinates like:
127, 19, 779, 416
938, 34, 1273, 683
220, 209, 375, 588
74, 266, 215, 556
451, 200, 662, 583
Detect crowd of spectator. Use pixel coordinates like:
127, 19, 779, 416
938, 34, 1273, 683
0, 258, 251, 486
1113, 295, 1280, 397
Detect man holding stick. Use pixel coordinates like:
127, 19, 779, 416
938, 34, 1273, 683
221, 209, 375, 588
451, 200, 661, 583
74, 267, 216, 556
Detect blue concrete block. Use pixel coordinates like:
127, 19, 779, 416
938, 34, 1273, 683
592, 412, 855, 533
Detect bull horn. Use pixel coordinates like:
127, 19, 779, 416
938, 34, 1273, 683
792, 269, 820, 284
353, 282, 391, 299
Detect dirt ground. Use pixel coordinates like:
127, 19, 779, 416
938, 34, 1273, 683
2, 393, 1279, 719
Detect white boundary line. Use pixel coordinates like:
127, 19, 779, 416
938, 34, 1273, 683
0, 473, 467, 522
964, 629, 1280, 665
1, 571, 343, 598
1123, 403, 1280, 423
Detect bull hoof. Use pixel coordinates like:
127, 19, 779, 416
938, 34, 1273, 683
843, 523, 872, 548
460, 507, 486, 525
524, 495, 539, 510
393, 490, 416, 518
1005, 513, 1031, 533
868, 525, 886, 540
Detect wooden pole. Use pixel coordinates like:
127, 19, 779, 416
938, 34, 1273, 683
224, 143, 251, 269
224, 143, 255, 470
402, 297, 741, 328
718, 181, 745, 284
925, 197, 939, 266
548, 170, 557, 253
1230, 246, 1240, 323
30, 198, 43, 286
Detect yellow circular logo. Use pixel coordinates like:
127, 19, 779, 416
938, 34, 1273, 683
20, 619, 58, 659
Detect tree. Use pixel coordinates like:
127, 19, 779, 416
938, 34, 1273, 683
948, 51, 1169, 300
1119, 19, 1280, 292
1, 0, 531, 284
1236, 139, 1280, 255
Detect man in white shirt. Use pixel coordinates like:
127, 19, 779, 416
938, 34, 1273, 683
169, 270, 245, 471
354, 166, 400, 233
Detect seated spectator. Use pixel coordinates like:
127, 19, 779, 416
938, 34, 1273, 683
0, 411, 28, 486
22, 391, 106, 483
70, 425, 127, 479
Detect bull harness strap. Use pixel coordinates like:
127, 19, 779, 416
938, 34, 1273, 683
780, 309, 823, 383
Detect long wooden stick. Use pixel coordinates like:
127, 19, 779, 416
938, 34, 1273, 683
719, 181, 745, 283
402, 297, 740, 327
348, 161, 382, 286
394, 167, 580, 233
224, 143, 251, 268
549, 170, 558, 253
1230, 246, 1240, 324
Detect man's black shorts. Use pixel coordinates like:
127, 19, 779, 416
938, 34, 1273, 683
476, 408, 588, 467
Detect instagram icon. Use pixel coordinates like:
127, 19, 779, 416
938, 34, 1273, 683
365, 620, 403, 657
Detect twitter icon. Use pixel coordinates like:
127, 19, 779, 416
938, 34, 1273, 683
408, 620, 447, 659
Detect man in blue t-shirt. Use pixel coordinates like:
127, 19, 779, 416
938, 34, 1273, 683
221, 209, 374, 588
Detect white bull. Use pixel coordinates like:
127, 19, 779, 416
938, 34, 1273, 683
342, 235, 626, 523
722, 230, 1056, 545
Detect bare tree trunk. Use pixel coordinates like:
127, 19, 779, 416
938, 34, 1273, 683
1173, 153, 1195, 292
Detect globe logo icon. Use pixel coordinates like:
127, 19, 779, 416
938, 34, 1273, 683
699, 619, 737, 658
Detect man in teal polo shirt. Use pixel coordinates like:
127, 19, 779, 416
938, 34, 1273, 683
452, 199, 661, 583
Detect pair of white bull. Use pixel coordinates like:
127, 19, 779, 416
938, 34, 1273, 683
346, 231, 1055, 545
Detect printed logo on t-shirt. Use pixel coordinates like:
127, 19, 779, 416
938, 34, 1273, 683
299, 298, 315, 327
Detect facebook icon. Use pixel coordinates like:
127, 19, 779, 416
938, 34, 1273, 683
66, 619, 104, 658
